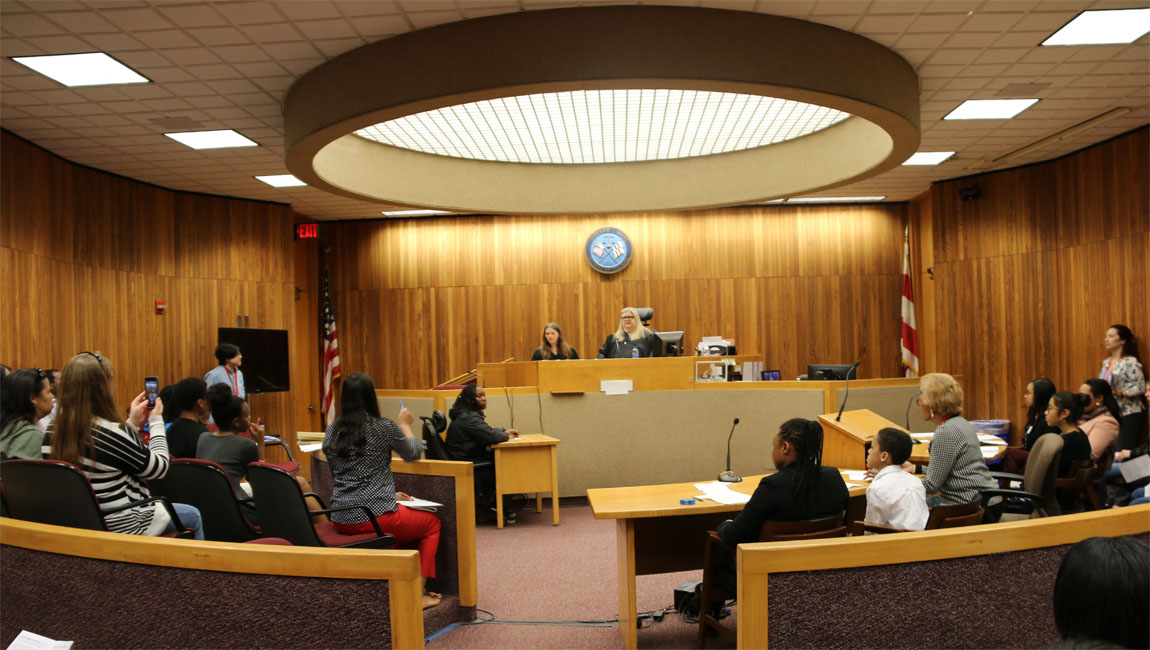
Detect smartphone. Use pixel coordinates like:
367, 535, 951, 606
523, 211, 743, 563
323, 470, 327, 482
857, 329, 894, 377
144, 376, 159, 408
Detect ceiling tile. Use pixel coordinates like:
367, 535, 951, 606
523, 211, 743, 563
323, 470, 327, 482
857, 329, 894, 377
1, 13, 68, 36
261, 41, 324, 60
101, 7, 176, 32
134, 29, 199, 49
313, 37, 366, 57
214, 1, 286, 25
354, 13, 411, 38
277, 1, 341, 21
294, 18, 359, 40
156, 4, 229, 27
47, 11, 122, 33
407, 10, 467, 30
908, 13, 969, 32
929, 49, 980, 65
239, 22, 304, 42
340, 1, 403, 17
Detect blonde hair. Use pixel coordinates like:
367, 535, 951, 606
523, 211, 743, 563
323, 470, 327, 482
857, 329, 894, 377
919, 372, 964, 417
52, 352, 122, 466
613, 306, 650, 342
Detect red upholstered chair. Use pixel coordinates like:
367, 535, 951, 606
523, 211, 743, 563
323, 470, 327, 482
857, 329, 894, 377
1, 459, 193, 538
238, 430, 300, 474
246, 462, 395, 549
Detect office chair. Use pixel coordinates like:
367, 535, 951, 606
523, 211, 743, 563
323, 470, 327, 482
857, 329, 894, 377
983, 433, 1063, 517
1, 459, 192, 538
246, 462, 394, 549
149, 458, 262, 542
699, 512, 846, 647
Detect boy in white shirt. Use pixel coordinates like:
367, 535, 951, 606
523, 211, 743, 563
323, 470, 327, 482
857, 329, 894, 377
865, 427, 929, 530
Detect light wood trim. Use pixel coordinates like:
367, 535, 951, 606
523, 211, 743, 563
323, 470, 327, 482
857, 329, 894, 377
736, 506, 1149, 649
616, 518, 638, 650
492, 433, 560, 448
393, 458, 478, 607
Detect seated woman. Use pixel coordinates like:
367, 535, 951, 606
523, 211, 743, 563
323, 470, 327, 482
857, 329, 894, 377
912, 373, 997, 509
323, 372, 441, 609
1002, 377, 1058, 475
197, 383, 324, 524
1045, 391, 1093, 478
1, 368, 53, 463
1078, 378, 1122, 460
596, 307, 655, 359
444, 384, 519, 523
46, 352, 203, 539
531, 322, 579, 360
716, 418, 849, 546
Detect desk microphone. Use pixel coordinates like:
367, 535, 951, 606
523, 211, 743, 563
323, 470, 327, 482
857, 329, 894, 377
834, 360, 862, 422
718, 418, 742, 483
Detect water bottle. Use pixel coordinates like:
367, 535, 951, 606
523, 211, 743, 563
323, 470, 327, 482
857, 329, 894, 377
631, 345, 639, 359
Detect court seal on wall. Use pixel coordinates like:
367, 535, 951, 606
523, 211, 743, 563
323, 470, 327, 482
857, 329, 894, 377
585, 227, 633, 275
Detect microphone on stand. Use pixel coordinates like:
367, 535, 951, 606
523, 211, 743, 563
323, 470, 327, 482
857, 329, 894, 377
835, 360, 862, 422
718, 418, 742, 483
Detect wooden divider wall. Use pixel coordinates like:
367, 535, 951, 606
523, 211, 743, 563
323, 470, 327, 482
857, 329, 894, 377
0, 131, 307, 442
327, 204, 909, 389
926, 128, 1149, 436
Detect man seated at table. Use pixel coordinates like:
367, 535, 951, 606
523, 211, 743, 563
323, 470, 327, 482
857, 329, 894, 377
445, 384, 519, 524
863, 427, 928, 530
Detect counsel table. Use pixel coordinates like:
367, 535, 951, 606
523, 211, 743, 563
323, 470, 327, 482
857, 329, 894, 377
493, 434, 560, 529
588, 472, 868, 649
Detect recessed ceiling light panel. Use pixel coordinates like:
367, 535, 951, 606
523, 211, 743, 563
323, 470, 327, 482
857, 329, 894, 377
165, 130, 258, 150
256, 174, 306, 187
11, 52, 149, 87
902, 151, 956, 166
380, 209, 453, 216
355, 90, 849, 164
1042, 8, 1150, 46
944, 99, 1038, 120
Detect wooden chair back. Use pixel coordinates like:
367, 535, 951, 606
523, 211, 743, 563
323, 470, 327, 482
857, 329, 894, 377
925, 500, 984, 529
760, 512, 847, 541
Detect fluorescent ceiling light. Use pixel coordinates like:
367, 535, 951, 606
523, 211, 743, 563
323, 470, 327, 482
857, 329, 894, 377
165, 130, 258, 150
10, 52, 149, 87
255, 174, 306, 188
355, 89, 850, 165
903, 151, 956, 166
788, 196, 885, 203
943, 99, 1038, 120
1042, 8, 1150, 46
380, 209, 453, 216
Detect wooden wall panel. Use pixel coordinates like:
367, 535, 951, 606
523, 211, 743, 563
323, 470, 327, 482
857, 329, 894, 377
0, 131, 303, 444
326, 203, 909, 388
929, 129, 1149, 439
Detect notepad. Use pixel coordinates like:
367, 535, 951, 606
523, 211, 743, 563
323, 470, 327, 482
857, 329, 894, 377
399, 497, 442, 512
692, 482, 751, 505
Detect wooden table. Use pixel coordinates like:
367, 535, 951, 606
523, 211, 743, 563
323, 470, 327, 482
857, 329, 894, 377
492, 433, 560, 529
820, 410, 1005, 467
587, 472, 868, 649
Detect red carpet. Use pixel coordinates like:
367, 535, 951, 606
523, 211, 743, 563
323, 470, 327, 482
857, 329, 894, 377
427, 504, 736, 649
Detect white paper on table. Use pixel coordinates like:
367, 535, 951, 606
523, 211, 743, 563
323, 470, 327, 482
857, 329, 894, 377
298, 442, 323, 453
601, 379, 634, 395
910, 432, 934, 441
980, 446, 1001, 459
978, 434, 1007, 445
692, 481, 752, 505
842, 470, 870, 482
844, 482, 867, 489
6, 631, 73, 650
1118, 454, 1150, 483
399, 497, 443, 512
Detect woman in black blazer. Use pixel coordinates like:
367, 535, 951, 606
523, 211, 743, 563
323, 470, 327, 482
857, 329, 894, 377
596, 306, 655, 359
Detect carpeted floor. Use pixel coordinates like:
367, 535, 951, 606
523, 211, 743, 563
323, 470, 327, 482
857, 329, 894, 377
427, 503, 736, 649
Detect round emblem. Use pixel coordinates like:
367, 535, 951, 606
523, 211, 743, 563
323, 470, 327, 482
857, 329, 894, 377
585, 227, 633, 274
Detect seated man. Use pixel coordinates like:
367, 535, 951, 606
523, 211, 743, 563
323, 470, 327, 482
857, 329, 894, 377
444, 384, 519, 523
864, 428, 928, 530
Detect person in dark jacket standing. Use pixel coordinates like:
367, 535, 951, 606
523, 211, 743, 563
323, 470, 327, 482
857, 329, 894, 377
445, 384, 519, 523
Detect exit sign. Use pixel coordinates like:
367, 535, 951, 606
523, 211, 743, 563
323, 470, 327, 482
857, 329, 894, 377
295, 223, 319, 240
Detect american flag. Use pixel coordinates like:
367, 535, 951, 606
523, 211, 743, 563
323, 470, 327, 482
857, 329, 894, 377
611, 240, 625, 259
900, 226, 919, 377
322, 270, 341, 425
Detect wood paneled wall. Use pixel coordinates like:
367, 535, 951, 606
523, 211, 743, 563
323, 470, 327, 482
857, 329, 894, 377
926, 128, 1149, 436
0, 131, 304, 440
326, 204, 909, 389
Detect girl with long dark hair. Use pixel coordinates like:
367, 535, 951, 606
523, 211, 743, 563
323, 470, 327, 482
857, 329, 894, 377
716, 418, 849, 545
1045, 391, 1093, 478
1002, 377, 1059, 474
322, 372, 441, 609
1078, 378, 1122, 459
1, 368, 53, 462
531, 322, 579, 360
445, 383, 520, 524
1100, 324, 1147, 451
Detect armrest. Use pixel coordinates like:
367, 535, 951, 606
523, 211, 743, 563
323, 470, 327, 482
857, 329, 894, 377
301, 491, 328, 510
989, 471, 1023, 481
850, 521, 907, 536
264, 439, 296, 462
706, 530, 735, 552
315, 504, 387, 538
981, 488, 1043, 504
104, 496, 192, 538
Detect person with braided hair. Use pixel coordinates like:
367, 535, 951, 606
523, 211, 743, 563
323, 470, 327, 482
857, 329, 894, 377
716, 418, 849, 546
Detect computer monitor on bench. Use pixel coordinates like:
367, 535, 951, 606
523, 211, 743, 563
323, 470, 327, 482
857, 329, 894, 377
806, 363, 858, 380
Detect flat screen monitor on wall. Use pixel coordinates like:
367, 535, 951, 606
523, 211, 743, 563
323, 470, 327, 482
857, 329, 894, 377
806, 363, 858, 381
217, 327, 290, 393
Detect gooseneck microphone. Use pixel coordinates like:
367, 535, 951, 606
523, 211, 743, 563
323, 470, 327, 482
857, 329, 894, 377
718, 418, 742, 483
834, 360, 862, 422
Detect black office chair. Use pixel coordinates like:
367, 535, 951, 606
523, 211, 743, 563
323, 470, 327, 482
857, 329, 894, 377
1, 459, 192, 538
149, 458, 262, 542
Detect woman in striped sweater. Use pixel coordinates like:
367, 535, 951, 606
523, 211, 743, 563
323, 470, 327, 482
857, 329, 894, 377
47, 352, 203, 539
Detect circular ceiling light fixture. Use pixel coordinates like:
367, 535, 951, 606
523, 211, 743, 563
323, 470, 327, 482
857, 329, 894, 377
284, 6, 920, 215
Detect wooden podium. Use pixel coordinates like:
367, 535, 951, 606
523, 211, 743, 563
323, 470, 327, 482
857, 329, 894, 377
818, 409, 930, 470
